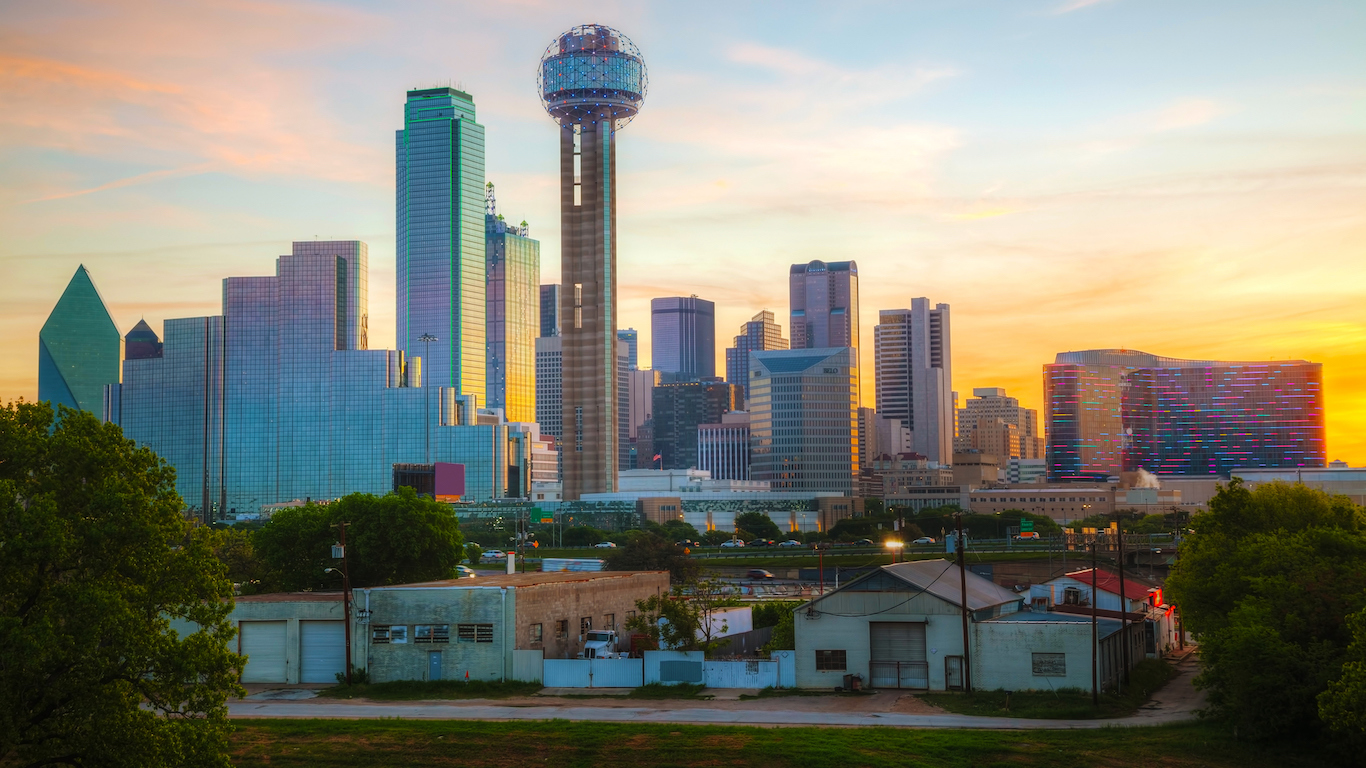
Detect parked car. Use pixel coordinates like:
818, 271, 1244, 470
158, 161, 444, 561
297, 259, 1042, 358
747, 539, 776, 547
747, 568, 775, 579
454, 565, 476, 578
675, 539, 701, 548
593, 541, 618, 548
479, 551, 507, 564
912, 536, 936, 545
778, 539, 803, 547
720, 539, 746, 548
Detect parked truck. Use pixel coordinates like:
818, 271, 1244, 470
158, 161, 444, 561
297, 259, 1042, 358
576, 629, 626, 659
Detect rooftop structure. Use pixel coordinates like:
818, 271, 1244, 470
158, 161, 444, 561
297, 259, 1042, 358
38, 265, 120, 414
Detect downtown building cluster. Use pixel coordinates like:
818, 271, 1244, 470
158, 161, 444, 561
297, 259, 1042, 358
34, 25, 1332, 527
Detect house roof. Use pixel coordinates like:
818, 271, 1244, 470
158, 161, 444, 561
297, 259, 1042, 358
1059, 569, 1156, 602
983, 609, 1124, 640
825, 559, 1019, 611
236, 591, 343, 603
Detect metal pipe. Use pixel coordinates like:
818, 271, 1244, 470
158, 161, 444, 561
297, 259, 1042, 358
957, 513, 972, 693
1091, 539, 1099, 705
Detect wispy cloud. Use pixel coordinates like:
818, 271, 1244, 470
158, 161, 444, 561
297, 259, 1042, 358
1053, 0, 1115, 15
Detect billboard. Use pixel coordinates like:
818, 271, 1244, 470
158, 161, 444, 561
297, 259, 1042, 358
434, 462, 465, 503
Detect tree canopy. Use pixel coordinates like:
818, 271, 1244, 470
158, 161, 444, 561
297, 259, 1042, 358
252, 487, 465, 591
1166, 479, 1366, 743
735, 512, 782, 540
0, 402, 242, 767
625, 578, 738, 655
603, 533, 699, 583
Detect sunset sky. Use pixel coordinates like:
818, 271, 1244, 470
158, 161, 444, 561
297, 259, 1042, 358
2, 0, 1363, 463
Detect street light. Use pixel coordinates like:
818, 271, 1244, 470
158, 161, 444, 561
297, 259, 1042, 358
417, 333, 438, 465
885, 540, 905, 564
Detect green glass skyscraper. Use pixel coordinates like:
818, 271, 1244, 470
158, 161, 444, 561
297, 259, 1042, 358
396, 87, 486, 398
38, 265, 120, 413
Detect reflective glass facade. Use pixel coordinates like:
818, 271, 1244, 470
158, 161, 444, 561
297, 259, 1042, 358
650, 297, 715, 379
726, 310, 788, 401
485, 209, 541, 423
39, 265, 120, 413
109, 242, 527, 518
396, 88, 485, 398
1045, 349, 1326, 480
873, 300, 952, 463
749, 348, 859, 494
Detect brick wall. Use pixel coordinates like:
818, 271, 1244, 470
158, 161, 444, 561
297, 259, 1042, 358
514, 571, 670, 659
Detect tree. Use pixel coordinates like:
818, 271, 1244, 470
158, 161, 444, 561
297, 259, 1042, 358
624, 578, 737, 656
735, 512, 781, 540
464, 542, 484, 565
0, 402, 242, 767
562, 526, 607, 547
1167, 479, 1366, 740
604, 533, 699, 583
1320, 606, 1366, 750
252, 488, 465, 591
659, 519, 700, 541
701, 529, 734, 546
196, 527, 264, 595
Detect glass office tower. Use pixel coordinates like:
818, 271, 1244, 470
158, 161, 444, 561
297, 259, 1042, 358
39, 265, 120, 413
1044, 349, 1326, 480
749, 347, 859, 494
650, 296, 715, 380
396, 87, 486, 399
540, 285, 561, 338
485, 183, 541, 423
874, 300, 953, 464
726, 310, 788, 401
109, 242, 528, 517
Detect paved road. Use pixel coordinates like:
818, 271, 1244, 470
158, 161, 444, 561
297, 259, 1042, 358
230, 653, 1203, 731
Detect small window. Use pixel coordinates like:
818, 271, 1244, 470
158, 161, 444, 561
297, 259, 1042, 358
530, 623, 543, 644
626, 610, 636, 621
432, 624, 450, 643
815, 650, 846, 671
604, 613, 615, 631
1063, 587, 1082, 605
371, 625, 391, 644
476, 624, 494, 643
1032, 652, 1066, 677
457, 624, 476, 643
556, 620, 568, 639
415, 624, 432, 643
581, 617, 593, 635
389, 625, 408, 644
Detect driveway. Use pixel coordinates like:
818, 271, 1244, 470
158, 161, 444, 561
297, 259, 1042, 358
228, 652, 1204, 731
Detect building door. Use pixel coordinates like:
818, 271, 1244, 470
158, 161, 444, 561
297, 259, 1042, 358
240, 621, 287, 683
869, 622, 928, 689
945, 656, 964, 690
428, 651, 443, 681
299, 621, 346, 684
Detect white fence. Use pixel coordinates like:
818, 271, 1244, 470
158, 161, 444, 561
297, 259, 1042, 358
540, 651, 791, 689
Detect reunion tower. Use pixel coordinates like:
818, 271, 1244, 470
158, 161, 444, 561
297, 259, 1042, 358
539, 25, 648, 499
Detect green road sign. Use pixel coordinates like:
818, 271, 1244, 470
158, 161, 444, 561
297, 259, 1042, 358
1020, 520, 1034, 532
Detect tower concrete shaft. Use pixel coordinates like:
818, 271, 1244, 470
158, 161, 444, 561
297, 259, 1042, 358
560, 115, 619, 499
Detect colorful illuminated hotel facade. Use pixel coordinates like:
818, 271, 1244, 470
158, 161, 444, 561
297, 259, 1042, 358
1044, 349, 1325, 481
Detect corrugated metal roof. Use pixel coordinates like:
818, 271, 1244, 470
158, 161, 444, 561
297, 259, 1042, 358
1060, 568, 1155, 602
371, 571, 667, 590
984, 609, 1123, 640
879, 559, 1020, 611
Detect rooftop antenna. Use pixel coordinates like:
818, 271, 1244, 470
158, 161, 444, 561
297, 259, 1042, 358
485, 182, 497, 217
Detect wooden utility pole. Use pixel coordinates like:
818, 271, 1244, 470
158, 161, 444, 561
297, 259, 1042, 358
956, 513, 972, 693
1090, 538, 1099, 706
1115, 519, 1131, 690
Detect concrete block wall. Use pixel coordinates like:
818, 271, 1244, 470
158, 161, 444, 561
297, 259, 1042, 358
973, 620, 1096, 692
356, 586, 514, 682
513, 572, 670, 660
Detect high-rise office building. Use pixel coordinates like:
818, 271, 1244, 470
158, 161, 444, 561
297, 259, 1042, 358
650, 297, 715, 380
124, 319, 163, 361
396, 87, 486, 398
627, 368, 657, 440
698, 410, 751, 481
484, 183, 541, 423
1045, 349, 1326, 480
858, 406, 909, 469
539, 285, 561, 338
539, 24, 647, 499
749, 347, 859, 494
617, 328, 638, 370
956, 387, 1044, 460
534, 335, 631, 478
725, 310, 788, 401
104, 243, 529, 521
874, 300, 952, 464
38, 265, 120, 414
651, 380, 741, 470
789, 260, 858, 351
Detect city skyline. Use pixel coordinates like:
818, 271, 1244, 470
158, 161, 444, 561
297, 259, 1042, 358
2, 1, 1364, 464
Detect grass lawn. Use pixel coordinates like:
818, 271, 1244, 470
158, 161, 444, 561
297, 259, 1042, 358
228, 719, 1331, 767
316, 679, 543, 701
919, 659, 1177, 720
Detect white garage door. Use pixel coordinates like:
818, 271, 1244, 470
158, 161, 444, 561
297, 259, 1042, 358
240, 621, 287, 683
300, 621, 346, 684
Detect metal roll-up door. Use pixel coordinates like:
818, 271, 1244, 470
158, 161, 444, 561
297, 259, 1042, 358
240, 621, 287, 683
869, 622, 928, 689
300, 621, 346, 684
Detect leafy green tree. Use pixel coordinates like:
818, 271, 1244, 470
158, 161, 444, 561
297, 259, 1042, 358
604, 533, 699, 583
196, 526, 264, 594
464, 542, 483, 565
252, 487, 464, 591
625, 578, 737, 656
700, 529, 734, 546
762, 611, 795, 653
864, 498, 885, 516
562, 526, 607, 547
660, 519, 700, 541
735, 512, 781, 540
1167, 479, 1366, 740
0, 402, 242, 767
1320, 606, 1366, 750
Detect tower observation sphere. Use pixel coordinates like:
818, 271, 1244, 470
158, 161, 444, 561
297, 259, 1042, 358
538, 24, 647, 129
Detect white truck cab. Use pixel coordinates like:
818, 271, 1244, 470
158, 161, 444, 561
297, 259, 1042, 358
577, 629, 625, 659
